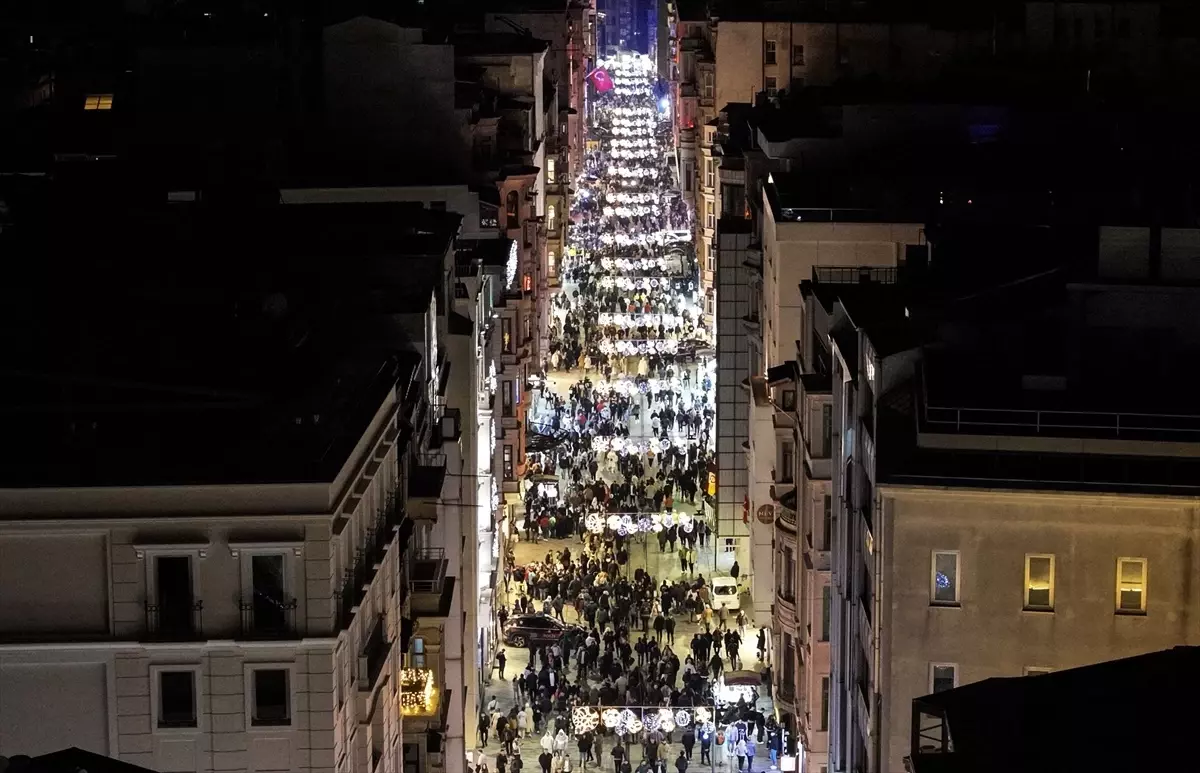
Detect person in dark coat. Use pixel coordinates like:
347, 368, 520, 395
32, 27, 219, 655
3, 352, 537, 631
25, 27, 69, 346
674, 752, 688, 773
681, 727, 695, 760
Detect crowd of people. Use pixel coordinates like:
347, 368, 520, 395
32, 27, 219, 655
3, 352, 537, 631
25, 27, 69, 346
473, 53, 775, 773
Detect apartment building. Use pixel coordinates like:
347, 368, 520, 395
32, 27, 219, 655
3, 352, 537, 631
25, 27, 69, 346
0, 203, 503, 773
803, 223, 1200, 773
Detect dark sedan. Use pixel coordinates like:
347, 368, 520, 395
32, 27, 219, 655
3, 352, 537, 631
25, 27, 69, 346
502, 614, 580, 648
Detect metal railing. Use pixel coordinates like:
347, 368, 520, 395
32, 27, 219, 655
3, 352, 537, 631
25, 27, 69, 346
239, 595, 298, 639
813, 266, 897, 285
409, 547, 448, 594
144, 600, 203, 640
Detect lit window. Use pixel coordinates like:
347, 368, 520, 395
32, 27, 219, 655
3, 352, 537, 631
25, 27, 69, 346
547, 205, 557, 232
548, 251, 557, 277
930, 663, 957, 693
931, 550, 960, 606
1024, 554, 1055, 610
412, 637, 426, 668
546, 157, 556, 183
523, 273, 532, 292
1116, 557, 1147, 614
84, 94, 113, 110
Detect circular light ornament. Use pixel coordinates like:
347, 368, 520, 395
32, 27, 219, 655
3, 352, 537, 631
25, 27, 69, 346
573, 707, 600, 733
694, 708, 712, 724
607, 515, 622, 530
658, 709, 676, 732
602, 708, 622, 728
675, 710, 692, 728
585, 513, 606, 534
642, 711, 660, 732
619, 709, 641, 734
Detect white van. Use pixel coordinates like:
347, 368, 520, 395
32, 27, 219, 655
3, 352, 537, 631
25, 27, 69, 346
710, 576, 740, 611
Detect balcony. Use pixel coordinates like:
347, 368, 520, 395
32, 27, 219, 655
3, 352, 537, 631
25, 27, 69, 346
408, 455, 447, 520
238, 594, 299, 639
775, 486, 797, 531
408, 547, 454, 618
428, 408, 462, 450
144, 600, 203, 641
359, 614, 391, 692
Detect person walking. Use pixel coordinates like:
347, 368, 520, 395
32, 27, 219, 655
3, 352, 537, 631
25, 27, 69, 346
744, 737, 756, 773
681, 726, 695, 761
730, 561, 741, 585
496, 649, 508, 680
541, 752, 554, 773
611, 741, 625, 773
698, 726, 712, 765
756, 627, 767, 662
479, 711, 491, 746
674, 752, 688, 773
734, 737, 747, 771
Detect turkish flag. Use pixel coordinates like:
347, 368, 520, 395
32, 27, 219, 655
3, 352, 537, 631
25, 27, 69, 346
589, 69, 613, 92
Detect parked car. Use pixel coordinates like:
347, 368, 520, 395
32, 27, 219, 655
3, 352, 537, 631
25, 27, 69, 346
709, 575, 740, 611
502, 614, 578, 647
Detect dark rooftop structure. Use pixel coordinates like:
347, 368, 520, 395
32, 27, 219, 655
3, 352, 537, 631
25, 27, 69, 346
451, 31, 550, 56
0, 202, 458, 489
908, 646, 1200, 773
5, 747, 162, 773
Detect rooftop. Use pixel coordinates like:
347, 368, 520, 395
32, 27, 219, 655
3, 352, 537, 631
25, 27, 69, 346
0, 203, 454, 489
910, 646, 1200, 773
453, 31, 550, 56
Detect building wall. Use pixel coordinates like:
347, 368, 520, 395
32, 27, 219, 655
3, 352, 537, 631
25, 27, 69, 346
879, 487, 1200, 773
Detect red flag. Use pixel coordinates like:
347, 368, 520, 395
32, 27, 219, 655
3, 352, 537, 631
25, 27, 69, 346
588, 69, 613, 92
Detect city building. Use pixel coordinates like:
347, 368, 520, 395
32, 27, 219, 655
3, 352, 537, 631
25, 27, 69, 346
907, 646, 1200, 773
0, 202, 508, 773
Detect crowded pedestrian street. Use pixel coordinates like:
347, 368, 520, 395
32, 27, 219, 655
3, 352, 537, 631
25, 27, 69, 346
470, 52, 781, 773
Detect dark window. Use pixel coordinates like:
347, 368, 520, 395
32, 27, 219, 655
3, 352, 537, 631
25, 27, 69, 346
820, 585, 831, 641
506, 191, 519, 229
821, 404, 833, 454
792, 45, 805, 65
764, 40, 777, 65
158, 671, 197, 728
155, 555, 193, 634
931, 665, 956, 694
820, 677, 830, 730
764, 77, 777, 97
503, 445, 515, 480
781, 389, 796, 410
252, 669, 291, 726
251, 554, 286, 631
502, 381, 515, 418
822, 495, 832, 549
780, 441, 795, 483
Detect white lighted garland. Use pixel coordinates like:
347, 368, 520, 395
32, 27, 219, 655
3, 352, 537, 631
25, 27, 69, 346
597, 339, 680, 356
586, 510, 695, 534
597, 312, 685, 328
590, 435, 697, 454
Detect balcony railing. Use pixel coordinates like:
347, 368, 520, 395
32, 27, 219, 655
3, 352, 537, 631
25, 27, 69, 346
144, 600, 203, 641
409, 547, 454, 617
409, 455, 447, 520
238, 595, 298, 639
359, 614, 391, 692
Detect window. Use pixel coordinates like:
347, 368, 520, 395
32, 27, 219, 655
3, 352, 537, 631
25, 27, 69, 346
1117, 557, 1147, 614
153, 555, 195, 635
705, 203, 715, 231
705, 159, 714, 189
250, 554, 287, 631
701, 73, 713, 100
781, 389, 796, 410
931, 551, 960, 605
765, 77, 777, 98
522, 316, 531, 345
503, 445, 515, 480
505, 190, 519, 229
792, 45, 806, 65
1024, 667, 1053, 676
502, 381, 514, 417
819, 676, 829, 730
820, 404, 833, 455
548, 250, 557, 277
547, 205, 557, 233
930, 663, 957, 694
546, 157, 556, 183
156, 670, 197, 729
429, 200, 446, 212
779, 441, 795, 483
782, 633, 795, 688
820, 585, 831, 642
412, 637, 426, 668
523, 273, 533, 293
250, 668, 291, 727
779, 546, 795, 601
822, 495, 832, 549
1024, 554, 1055, 610
83, 93, 113, 110
764, 40, 777, 65
502, 318, 513, 353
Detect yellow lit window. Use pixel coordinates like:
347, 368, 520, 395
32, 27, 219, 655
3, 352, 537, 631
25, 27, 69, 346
1116, 557, 1147, 614
84, 94, 113, 110
1024, 554, 1055, 610
547, 205, 557, 232
548, 251, 556, 277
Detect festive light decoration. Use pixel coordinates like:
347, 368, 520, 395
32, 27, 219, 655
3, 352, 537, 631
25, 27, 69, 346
590, 435, 696, 454
642, 711, 661, 732
573, 707, 600, 732
675, 710, 692, 728
602, 708, 622, 728
585, 513, 606, 534
399, 669, 437, 716
658, 708, 676, 732
619, 709, 643, 734
694, 708, 712, 724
